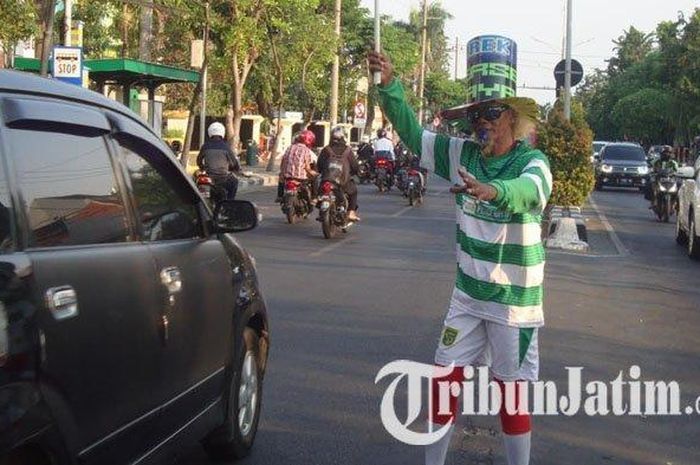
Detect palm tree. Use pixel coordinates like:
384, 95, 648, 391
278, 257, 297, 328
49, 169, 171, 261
607, 26, 655, 75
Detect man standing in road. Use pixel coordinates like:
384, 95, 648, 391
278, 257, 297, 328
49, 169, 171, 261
369, 35, 552, 465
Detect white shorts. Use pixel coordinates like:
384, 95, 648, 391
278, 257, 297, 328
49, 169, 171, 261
434, 311, 539, 382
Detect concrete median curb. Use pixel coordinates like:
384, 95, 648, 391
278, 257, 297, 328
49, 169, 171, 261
545, 206, 589, 252
238, 169, 279, 192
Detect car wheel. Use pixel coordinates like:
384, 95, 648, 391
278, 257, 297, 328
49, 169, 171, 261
595, 180, 603, 191
688, 213, 700, 260
676, 212, 688, 245
204, 328, 262, 460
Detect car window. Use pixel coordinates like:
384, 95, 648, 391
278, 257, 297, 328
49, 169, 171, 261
602, 145, 646, 162
593, 142, 605, 152
118, 142, 201, 242
4, 128, 129, 248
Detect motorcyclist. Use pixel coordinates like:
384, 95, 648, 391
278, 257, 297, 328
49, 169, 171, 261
373, 128, 395, 162
196, 122, 241, 200
357, 135, 374, 164
318, 126, 361, 222
649, 146, 679, 208
653, 146, 679, 173
276, 130, 318, 202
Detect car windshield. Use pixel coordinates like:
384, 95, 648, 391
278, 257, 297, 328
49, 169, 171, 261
602, 145, 646, 161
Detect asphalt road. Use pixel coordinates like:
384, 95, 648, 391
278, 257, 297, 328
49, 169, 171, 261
176, 179, 700, 465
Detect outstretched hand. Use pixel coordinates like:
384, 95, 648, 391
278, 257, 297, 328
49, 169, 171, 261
450, 169, 498, 201
368, 50, 394, 87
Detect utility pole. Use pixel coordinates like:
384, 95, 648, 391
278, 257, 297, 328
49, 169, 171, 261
199, 1, 210, 147
564, 0, 573, 121
64, 0, 73, 46
417, 0, 428, 125
330, 0, 342, 126
454, 36, 459, 80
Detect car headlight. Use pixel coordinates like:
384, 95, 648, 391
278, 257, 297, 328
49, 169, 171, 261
669, 183, 678, 193
638, 166, 650, 175
658, 184, 667, 192
601, 164, 613, 173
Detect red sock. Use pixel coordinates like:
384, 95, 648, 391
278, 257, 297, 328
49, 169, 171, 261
496, 379, 531, 435
430, 365, 465, 425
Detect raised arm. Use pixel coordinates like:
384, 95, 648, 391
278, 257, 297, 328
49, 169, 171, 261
368, 51, 471, 182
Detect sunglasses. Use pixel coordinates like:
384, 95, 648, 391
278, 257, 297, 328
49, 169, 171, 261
466, 104, 510, 124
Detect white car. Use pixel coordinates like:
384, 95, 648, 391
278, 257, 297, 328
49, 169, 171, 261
676, 157, 700, 259
592, 140, 609, 163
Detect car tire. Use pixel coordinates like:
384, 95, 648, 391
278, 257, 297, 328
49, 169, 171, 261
676, 213, 688, 245
688, 213, 700, 260
204, 327, 262, 460
595, 180, 603, 191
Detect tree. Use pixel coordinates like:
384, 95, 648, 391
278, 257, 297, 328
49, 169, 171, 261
578, 8, 700, 145
214, 0, 267, 152
537, 99, 595, 207
607, 26, 654, 75
424, 72, 467, 117
0, 0, 38, 68
408, 1, 452, 75
261, 0, 334, 170
611, 88, 675, 145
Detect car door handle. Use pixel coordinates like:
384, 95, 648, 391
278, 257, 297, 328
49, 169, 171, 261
45, 286, 78, 320
160, 266, 182, 302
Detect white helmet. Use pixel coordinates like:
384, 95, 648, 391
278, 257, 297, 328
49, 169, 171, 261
207, 122, 226, 138
331, 126, 347, 141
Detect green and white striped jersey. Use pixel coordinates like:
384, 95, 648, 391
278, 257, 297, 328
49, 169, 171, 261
378, 79, 552, 327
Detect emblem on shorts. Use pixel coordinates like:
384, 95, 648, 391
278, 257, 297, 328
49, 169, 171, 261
441, 327, 459, 346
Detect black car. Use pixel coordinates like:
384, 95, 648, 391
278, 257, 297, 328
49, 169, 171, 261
0, 70, 269, 464
595, 142, 651, 190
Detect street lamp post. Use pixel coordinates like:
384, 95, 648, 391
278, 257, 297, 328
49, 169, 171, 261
330, 0, 341, 126
564, 0, 573, 121
417, 0, 428, 125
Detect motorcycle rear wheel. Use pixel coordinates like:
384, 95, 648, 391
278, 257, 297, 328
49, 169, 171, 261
321, 209, 335, 239
283, 195, 297, 224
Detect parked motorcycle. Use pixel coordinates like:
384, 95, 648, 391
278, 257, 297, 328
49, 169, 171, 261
317, 179, 354, 239
651, 169, 679, 223
374, 158, 394, 193
281, 178, 314, 224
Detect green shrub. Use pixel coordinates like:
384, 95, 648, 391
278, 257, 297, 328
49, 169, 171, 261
536, 100, 595, 207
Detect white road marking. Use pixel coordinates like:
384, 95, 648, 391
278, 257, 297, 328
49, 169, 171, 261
588, 196, 631, 257
391, 206, 414, 218
309, 235, 356, 257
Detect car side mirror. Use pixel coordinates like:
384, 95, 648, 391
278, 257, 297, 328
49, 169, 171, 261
213, 200, 260, 233
676, 166, 695, 179
593, 155, 600, 162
